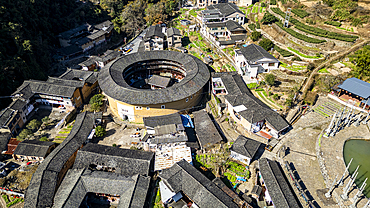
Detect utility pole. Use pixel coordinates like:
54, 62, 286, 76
338, 158, 353, 186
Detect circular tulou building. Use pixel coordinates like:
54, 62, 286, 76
98, 50, 210, 123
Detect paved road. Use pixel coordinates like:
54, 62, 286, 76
130, 28, 148, 53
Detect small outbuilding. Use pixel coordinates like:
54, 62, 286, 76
13, 140, 56, 161
230, 135, 262, 165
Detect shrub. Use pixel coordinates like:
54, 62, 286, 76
2, 195, 9, 203
270, 0, 276, 5
304, 91, 318, 105
112, 144, 117, 147
17, 129, 32, 141
261, 12, 278, 24
94, 126, 106, 137
292, 9, 309, 18
39, 137, 48, 141
259, 38, 274, 51
41, 116, 50, 124
285, 98, 293, 107
251, 31, 262, 41
248, 23, 256, 31
273, 94, 280, 100
274, 46, 293, 57
27, 119, 42, 131
256, 22, 260, 29
90, 102, 101, 112
307, 63, 315, 71
265, 74, 276, 86
324, 21, 342, 27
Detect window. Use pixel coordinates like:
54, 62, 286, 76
161, 105, 165, 109
135, 106, 142, 110
191, 95, 193, 99
221, 27, 225, 30
146, 107, 150, 110
268, 63, 275, 67
186, 98, 189, 102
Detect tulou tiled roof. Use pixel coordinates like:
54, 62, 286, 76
159, 160, 239, 208
53, 168, 150, 208
207, 3, 244, 17
98, 50, 210, 105
73, 143, 154, 176
143, 113, 182, 128
24, 112, 102, 208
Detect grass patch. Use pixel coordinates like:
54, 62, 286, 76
247, 83, 258, 88
55, 136, 67, 139
318, 68, 329, 73
189, 9, 197, 17
58, 131, 70, 134
280, 62, 307, 71
2, 195, 9, 203
287, 47, 322, 59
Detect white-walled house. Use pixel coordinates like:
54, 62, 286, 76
234, 44, 279, 78
143, 25, 166, 51
230, 135, 262, 165
200, 3, 246, 26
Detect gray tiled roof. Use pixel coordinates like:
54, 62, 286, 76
96, 50, 122, 63
8, 99, 27, 111
53, 168, 150, 208
143, 113, 182, 128
240, 44, 278, 63
207, 3, 244, 17
230, 34, 247, 41
13, 80, 77, 98
338, 77, 370, 99
225, 20, 245, 31
58, 68, 99, 84
167, 27, 181, 37
58, 23, 90, 39
147, 75, 171, 88
13, 140, 55, 158
213, 72, 289, 132
159, 160, 239, 208
94, 20, 113, 30
144, 25, 165, 40
24, 112, 101, 208
72, 143, 154, 176
0, 132, 10, 153
259, 158, 301, 208
193, 110, 223, 149
11, 83, 34, 100
230, 135, 262, 158
0, 108, 16, 128
46, 77, 85, 88
78, 56, 98, 67
98, 51, 210, 105
205, 22, 226, 28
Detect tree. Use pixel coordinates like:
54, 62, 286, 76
261, 12, 277, 24
285, 99, 293, 107
89, 94, 105, 105
265, 74, 276, 86
251, 31, 262, 41
17, 129, 32, 141
39, 137, 49, 141
351, 45, 370, 79
90, 103, 102, 112
94, 126, 106, 137
273, 94, 280, 100
259, 38, 274, 51
27, 119, 42, 131
112, 144, 117, 147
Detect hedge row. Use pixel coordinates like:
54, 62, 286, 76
272, 8, 357, 42
271, 7, 285, 17
275, 22, 326, 43
274, 46, 294, 57
291, 9, 309, 18
324, 21, 342, 27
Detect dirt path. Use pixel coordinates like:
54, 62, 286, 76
299, 38, 370, 101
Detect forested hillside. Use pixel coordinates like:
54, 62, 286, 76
0, 0, 109, 108
0, 0, 179, 109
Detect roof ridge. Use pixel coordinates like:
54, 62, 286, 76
266, 160, 290, 207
